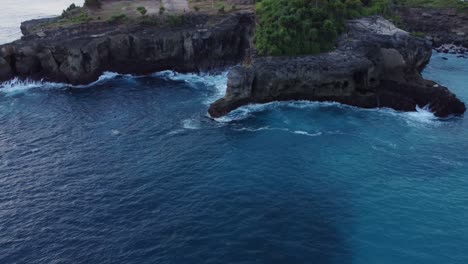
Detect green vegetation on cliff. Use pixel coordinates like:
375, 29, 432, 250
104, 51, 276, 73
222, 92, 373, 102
255, 0, 394, 56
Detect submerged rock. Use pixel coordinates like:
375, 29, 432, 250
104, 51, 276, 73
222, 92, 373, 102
209, 17, 466, 118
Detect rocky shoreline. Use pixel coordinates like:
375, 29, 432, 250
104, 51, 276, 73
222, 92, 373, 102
0, 7, 466, 118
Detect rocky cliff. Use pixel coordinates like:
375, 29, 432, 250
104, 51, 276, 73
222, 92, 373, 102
0, 12, 255, 84
209, 17, 466, 118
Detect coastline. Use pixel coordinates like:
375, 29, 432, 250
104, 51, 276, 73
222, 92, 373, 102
0, 3, 466, 118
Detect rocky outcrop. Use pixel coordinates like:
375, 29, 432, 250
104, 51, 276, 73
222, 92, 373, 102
397, 7, 468, 48
209, 17, 466, 118
0, 11, 255, 84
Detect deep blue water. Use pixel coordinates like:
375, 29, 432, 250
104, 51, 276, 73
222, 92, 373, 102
0, 52, 467, 264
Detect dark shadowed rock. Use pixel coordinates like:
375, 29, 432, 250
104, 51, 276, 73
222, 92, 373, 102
0, 57, 12, 80
209, 16, 466, 118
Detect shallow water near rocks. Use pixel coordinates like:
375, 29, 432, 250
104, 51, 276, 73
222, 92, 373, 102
1, 4, 468, 263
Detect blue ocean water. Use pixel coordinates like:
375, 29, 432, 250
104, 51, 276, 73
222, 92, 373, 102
0, 52, 467, 263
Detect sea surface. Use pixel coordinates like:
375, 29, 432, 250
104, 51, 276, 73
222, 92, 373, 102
1, 3, 468, 264
0, 0, 83, 44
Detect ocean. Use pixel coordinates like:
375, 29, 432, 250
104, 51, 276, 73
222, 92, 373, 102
1, 2, 468, 264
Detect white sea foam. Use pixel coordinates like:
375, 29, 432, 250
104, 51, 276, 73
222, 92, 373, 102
234, 126, 276, 132
214, 101, 343, 123
0, 71, 133, 94
154, 70, 228, 104
214, 100, 442, 126
74, 71, 124, 88
234, 126, 322, 137
182, 118, 200, 130
403, 105, 438, 123
111, 129, 121, 135
167, 129, 185, 135
292, 130, 323, 137
0, 77, 67, 95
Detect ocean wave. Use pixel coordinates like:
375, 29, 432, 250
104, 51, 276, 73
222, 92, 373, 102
153, 70, 228, 104
0, 77, 67, 95
214, 101, 344, 123
233, 126, 323, 137
0, 71, 133, 94
380, 105, 443, 128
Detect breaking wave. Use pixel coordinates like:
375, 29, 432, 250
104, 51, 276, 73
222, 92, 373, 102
233, 126, 323, 137
214, 100, 441, 126
0, 77, 67, 94
0, 71, 130, 94
153, 71, 228, 104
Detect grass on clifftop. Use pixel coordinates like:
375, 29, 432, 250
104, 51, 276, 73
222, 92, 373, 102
255, 0, 394, 56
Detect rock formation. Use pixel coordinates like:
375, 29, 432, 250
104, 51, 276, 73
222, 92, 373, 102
0, 12, 254, 84
209, 17, 466, 118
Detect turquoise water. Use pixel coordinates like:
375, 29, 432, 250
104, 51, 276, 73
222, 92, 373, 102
0, 53, 467, 263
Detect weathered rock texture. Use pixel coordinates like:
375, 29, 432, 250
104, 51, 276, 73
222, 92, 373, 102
0, 12, 254, 84
397, 7, 468, 48
209, 17, 466, 118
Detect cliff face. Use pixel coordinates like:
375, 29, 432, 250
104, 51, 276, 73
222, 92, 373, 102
0, 12, 255, 84
397, 7, 468, 48
209, 17, 466, 118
